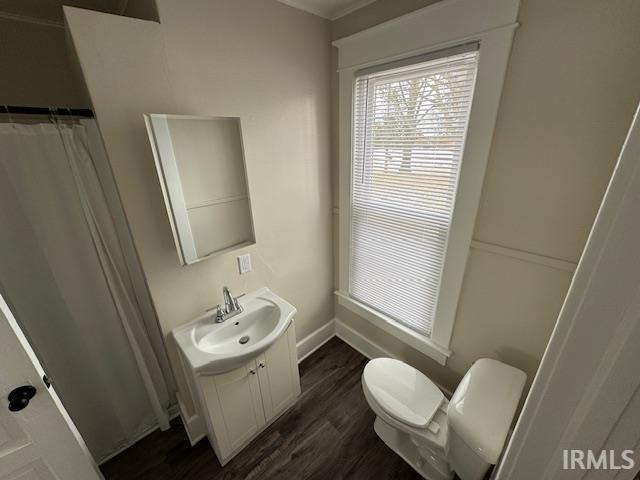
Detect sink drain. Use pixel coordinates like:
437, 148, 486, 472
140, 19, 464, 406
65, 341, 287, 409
239, 336, 250, 345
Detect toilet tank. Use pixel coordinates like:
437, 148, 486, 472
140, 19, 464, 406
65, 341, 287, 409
446, 359, 526, 480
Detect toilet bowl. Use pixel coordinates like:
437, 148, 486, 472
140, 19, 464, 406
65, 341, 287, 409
362, 357, 526, 480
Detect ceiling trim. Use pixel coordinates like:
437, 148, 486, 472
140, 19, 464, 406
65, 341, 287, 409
330, 0, 377, 20
0, 11, 64, 28
277, 0, 330, 18
276, 0, 377, 20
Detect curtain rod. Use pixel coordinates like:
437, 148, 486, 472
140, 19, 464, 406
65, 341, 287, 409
2, 105, 95, 118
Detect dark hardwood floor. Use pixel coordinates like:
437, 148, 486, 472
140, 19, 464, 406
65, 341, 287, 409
101, 337, 422, 479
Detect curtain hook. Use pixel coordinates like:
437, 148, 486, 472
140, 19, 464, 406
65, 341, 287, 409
66, 107, 75, 125
3, 105, 17, 129
4, 105, 15, 124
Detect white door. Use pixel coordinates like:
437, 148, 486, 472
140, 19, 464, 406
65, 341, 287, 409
256, 324, 301, 421
0, 294, 102, 480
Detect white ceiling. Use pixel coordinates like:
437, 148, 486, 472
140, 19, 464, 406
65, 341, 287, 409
276, 0, 377, 20
0, 0, 376, 26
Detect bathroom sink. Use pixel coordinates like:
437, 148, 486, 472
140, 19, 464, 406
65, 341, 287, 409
172, 288, 296, 374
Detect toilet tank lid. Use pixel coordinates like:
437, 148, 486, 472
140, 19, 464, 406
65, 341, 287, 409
447, 359, 526, 464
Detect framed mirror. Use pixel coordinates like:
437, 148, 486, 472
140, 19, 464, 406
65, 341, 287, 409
145, 114, 256, 265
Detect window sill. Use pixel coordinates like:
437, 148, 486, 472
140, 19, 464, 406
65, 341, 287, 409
334, 291, 451, 365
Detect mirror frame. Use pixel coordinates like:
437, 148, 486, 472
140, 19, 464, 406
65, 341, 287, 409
144, 113, 256, 265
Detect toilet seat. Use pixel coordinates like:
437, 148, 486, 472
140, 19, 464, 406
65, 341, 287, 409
362, 358, 444, 429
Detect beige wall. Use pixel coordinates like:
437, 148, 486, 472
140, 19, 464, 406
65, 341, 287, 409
65, 0, 333, 402
332, 0, 640, 392
0, 17, 86, 107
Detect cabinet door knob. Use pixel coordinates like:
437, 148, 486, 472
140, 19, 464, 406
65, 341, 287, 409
259, 363, 265, 369
249, 369, 256, 375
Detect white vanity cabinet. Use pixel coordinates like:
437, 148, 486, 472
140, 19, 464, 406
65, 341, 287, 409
195, 322, 300, 464
172, 288, 300, 465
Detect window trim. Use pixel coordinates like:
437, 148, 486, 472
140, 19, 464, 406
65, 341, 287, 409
333, 0, 520, 365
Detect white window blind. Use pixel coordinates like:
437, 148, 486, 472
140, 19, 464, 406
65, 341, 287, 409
350, 44, 479, 338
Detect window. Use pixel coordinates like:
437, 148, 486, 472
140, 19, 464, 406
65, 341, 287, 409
335, 0, 517, 364
349, 44, 479, 339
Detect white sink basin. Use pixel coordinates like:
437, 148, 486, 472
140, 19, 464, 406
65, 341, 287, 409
172, 288, 296, 374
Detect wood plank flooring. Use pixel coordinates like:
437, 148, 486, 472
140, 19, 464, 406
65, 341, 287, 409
101, 337, 423, 479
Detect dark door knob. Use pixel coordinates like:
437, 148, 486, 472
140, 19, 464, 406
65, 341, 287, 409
8, 385, 36, 412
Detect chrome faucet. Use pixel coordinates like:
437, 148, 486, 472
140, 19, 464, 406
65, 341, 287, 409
215, 286, 244, 323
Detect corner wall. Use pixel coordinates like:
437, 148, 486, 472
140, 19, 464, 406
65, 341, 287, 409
65, 0, 333, 407
331, 0, 640, 391
0, 16, 86, 107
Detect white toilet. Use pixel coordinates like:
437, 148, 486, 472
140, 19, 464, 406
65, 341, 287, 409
362, 357, 526, 480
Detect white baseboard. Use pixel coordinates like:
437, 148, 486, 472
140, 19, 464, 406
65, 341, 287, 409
168, 402, 180, 420
335, 317, 395, 359
335, 318, 453, 397
176, 392, 206, 446
296, 318, 336, 363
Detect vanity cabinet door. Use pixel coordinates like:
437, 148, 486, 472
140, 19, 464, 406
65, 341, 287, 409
256, 324, 301, 421
199, 361, 265, 457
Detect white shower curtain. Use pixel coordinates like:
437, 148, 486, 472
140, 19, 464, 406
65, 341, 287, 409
0, 120, 174, 463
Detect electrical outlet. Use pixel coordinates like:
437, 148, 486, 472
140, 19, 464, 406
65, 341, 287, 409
237, 253, 252, 274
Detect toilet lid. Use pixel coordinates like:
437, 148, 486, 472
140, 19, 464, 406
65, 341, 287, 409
363, 358, 444, 429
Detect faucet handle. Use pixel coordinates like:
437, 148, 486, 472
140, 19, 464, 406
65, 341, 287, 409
215, 305, 224, 323
233, 294, 245, 310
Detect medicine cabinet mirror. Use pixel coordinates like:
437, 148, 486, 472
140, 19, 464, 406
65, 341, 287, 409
145, 114, 255, 265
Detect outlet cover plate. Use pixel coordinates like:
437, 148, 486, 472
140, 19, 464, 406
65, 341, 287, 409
237, 253, 252, 274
